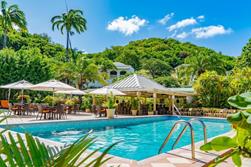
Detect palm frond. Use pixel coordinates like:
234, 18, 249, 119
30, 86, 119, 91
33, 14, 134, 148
0, 131, 116, 167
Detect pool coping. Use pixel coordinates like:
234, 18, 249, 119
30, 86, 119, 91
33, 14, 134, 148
1, 114, 227, 126
0, 115, 233, 165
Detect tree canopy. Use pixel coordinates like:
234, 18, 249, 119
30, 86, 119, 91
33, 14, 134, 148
237, 39, 251, 67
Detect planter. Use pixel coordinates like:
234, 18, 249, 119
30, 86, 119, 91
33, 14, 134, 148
85, 108, 91, 113
107, 109, 115, 119
131, 110, 138, 116
148, 111, 154, 115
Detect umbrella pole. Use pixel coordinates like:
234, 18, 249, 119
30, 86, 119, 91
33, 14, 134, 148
53, 88, 55, 106
21, 89, 24, 104
8, 89, 11, 102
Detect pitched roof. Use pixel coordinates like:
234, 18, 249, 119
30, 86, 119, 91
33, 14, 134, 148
110, 74, 196, 96
111, 74, 169, 93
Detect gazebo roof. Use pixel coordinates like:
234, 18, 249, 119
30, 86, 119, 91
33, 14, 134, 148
111, 74, 167, 93
110, 74, 196, 96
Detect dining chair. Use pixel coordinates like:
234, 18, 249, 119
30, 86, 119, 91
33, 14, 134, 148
36, 104, 48, 120
55, 104, 66, 120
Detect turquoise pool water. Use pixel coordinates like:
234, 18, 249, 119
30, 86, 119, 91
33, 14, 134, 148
6, 116, 231, 160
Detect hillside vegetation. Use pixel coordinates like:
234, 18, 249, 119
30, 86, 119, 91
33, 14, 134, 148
94, 38, 235, 70
1, 30, 251, 108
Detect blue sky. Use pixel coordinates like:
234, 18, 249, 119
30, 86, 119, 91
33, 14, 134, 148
9, 0, 251, 56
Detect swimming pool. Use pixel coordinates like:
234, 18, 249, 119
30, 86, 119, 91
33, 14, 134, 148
6, 116, 231, 160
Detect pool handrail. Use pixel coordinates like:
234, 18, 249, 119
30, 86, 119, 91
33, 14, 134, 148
158, 120, 195, 159
173, 104, 181, 119
171, 118, 207, 150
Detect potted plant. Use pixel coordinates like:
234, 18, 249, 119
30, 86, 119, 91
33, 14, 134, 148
131, 98, 138, 116
106, 94, 115, 119
82, 96, 92, 112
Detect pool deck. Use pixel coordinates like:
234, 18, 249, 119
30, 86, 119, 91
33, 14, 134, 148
1, 112, 250, 167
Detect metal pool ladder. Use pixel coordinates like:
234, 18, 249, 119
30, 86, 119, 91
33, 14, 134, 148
158, 118, 207, 159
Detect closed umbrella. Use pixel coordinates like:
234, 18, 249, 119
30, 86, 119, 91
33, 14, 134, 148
0, 80, 34, 104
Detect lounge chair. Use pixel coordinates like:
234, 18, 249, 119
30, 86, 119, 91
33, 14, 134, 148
1, 100, 9, 109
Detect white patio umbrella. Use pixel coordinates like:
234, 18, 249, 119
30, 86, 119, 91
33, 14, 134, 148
29, 79, 76, 92
55, 89, 86, 95
0, 80, 34, 103
89, 87, 125, 96
29, 79, 76, 105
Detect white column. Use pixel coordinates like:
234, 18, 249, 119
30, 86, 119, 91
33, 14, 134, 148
153, 93, 157, 112
137, 92, 141, 114
92, 95, 96, 105
171, 95, 175, 114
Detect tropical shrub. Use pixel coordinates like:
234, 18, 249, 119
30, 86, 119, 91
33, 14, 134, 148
193, 71, 232, 108
154, 76, 180, 87
17, 95, 31, 103
230, 67, 251, 95
65, 99, 75, 106
42, 96, 64, 106
0, 48, 52, 99
200, 92, 251, 167
194, 69, 251, 108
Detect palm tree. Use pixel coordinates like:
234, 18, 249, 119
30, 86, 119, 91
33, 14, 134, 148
190, 52, 226, 75
51, 9, 87, 61
0, 0, 27, 48
53, 54, 107, 89
175, 51, 226, 85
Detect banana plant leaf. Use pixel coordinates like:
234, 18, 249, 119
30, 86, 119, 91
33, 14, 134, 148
228, 92, 251, 110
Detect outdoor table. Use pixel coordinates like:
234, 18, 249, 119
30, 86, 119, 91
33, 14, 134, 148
13, 103, 24, 115
43, 106, 56, 120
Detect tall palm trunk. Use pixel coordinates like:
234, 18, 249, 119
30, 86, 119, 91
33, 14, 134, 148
66, 31, 70, 62
3, 29, 7, 48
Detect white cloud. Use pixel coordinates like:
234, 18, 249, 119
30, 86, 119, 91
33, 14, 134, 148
176, 32, 189, 39
107, 16, 147, 36
192, 25, 232, 38
158, 13, 174, 25
168, 17, 197, 32
197, 15, 205, 20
